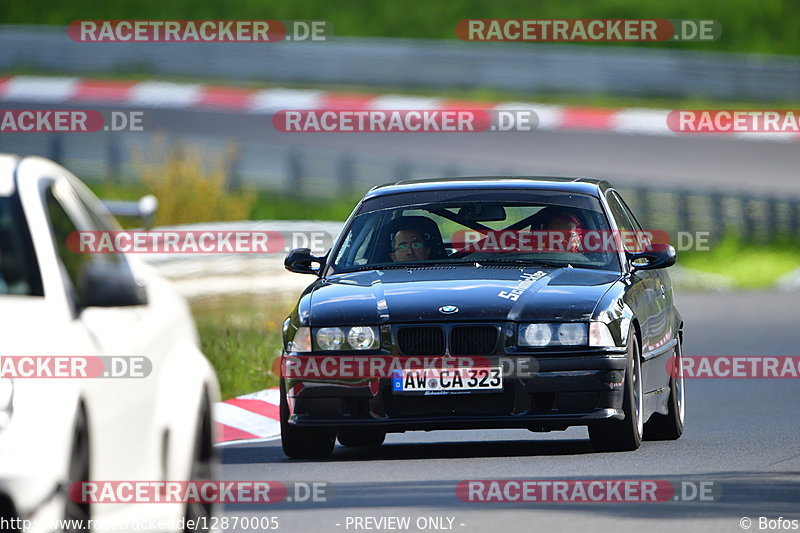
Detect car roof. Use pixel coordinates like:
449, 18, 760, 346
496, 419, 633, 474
364, 176, 611, 200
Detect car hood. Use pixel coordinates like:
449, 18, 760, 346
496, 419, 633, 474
308, 266, 621, 325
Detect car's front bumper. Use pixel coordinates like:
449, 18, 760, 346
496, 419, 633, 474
285, 354, 628, 431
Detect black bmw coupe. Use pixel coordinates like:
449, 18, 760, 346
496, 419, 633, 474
281, 177, 684, 458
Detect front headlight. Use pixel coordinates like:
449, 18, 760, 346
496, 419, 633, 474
589, 322, 617, 347
289, 327, 312, 352
313, 326, 380, 351
347, 326, 378, 350
518, 323, 588, 347
557, 323, 587, 345
317, 327, 345, 350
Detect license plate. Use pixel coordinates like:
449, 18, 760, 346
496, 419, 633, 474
391, 367, 503, 394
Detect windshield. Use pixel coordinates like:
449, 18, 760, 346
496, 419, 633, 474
331, 189, 620, 273
0, 195, 43, 296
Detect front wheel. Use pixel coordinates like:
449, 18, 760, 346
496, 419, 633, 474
63, 406, 90, 532
185, 390, 215, 532
280, 380, 335, 459
589, 328, 643, 452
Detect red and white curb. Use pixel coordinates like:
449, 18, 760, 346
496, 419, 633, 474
214, 387, 281, 446
0, 75, 795, 142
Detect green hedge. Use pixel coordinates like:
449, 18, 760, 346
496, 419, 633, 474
2, 0, 799, 55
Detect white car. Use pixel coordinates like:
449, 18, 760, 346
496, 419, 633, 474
0, 154, 220, 532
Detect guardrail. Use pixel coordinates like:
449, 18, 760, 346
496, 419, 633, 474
2, 25, 800, 101
3, 130, 797, 245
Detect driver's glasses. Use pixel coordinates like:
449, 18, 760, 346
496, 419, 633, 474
395, 242, 426, 251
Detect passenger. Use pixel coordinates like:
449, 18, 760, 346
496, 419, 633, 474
542, 210, 584, 253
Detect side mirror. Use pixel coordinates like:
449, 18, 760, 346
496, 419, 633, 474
79, 261, 148, 308
103, 194, 159, 229
628, 243, 676, 271
285, 248, 324, 275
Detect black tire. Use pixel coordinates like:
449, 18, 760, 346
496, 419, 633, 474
280, 379, 335, 459
337, 428, 386, 448
644, 338, 685, 440
64, 406, 90, 532
184, 391, 215, 532
589, 328, 643, 452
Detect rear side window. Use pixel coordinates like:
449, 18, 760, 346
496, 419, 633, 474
0, 195, 44, 296
45, 188, 92, 304
605, 191, 645, 253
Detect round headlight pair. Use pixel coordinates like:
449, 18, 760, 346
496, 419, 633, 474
519, 323, 588, 347
316, 326, 378, 350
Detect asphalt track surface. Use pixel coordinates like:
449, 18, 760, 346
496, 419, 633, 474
219, 289, 800, 533
2, 103, 800, 193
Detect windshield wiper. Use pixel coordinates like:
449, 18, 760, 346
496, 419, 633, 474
336, 264, 410, 273
337, 259, 567, 273
336, 262, 453, 273
460, 258, 567, 268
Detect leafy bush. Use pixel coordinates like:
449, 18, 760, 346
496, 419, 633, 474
3, 0, 800, 55
134, 142, 257, 226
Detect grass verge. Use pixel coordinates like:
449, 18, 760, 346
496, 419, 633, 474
190, 294, 294, 400
679, 235, 800, 289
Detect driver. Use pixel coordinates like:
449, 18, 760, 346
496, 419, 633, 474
390, 228, 431, 262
